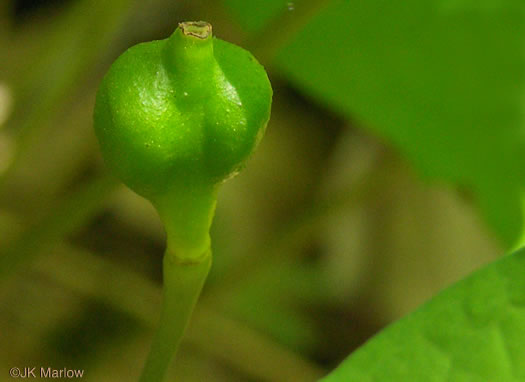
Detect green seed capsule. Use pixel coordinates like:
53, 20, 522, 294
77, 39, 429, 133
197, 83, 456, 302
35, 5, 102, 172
94, 21, 272, 260
95, 21, 271, 196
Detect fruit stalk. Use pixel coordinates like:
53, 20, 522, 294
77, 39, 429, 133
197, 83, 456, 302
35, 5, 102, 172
139, 253, 211, 382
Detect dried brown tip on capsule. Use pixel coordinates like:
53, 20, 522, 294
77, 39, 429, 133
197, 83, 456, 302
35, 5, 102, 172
179, 21, 212, 39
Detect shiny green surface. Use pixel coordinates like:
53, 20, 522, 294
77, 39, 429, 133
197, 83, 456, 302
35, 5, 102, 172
94, 22, 272, 260
94, 24, 272, 200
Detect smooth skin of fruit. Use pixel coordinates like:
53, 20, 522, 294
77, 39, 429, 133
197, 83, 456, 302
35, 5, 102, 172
95, 21, 271, 260
93, 21, 272, 381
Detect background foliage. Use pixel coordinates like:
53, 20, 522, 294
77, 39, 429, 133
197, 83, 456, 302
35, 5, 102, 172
0, 0, 523, 380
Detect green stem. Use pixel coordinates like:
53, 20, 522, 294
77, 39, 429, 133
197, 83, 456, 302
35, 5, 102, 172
139, 251, 211, 382
153, 184, 218, 262
140, 183, 217, 381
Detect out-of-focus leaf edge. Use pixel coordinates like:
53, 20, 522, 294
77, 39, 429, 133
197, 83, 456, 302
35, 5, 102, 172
322, 246, 525, 381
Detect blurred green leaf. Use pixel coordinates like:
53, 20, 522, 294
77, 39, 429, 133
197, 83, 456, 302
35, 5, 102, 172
227, 0, 525, 245
224, 0, 290, 32
322, 247, 525, 381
